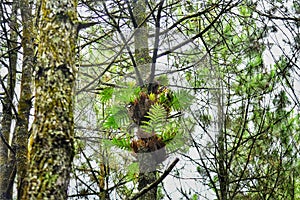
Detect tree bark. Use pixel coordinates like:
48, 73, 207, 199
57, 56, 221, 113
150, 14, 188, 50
137, 153, 157, 200
22, 0, 78, 199
133, 0, 151, 85
12, 0, 34, 198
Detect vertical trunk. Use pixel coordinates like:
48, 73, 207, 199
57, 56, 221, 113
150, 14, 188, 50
99, 162, 107, 199
12, 0, 34, 198
99, 146, 109, 199
133, 0, 151, 84
216, 79, 228, 200
0, 1, 18, 199
22, 0, 78, 199
98, 104, 109, 199
133, 1, 157, 199
137, 153, 157, 200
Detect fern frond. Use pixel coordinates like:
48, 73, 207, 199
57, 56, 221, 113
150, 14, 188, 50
141, 104, 167, 134
164, 127, 190, 153
103, 115, 118, 129
111, 137, 131, 150
103, 105, 129, 129
161, 123, 178, 143
98, 87, 114, 103
115, 85, 141, 103
172, 90, 194, 110
112, 105, 129, 127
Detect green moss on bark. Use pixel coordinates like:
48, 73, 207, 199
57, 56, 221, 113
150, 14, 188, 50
23, 0, 78, 199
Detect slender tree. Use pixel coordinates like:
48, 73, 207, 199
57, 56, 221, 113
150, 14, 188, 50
132, 1, 157, 199
12, 0, 34, 198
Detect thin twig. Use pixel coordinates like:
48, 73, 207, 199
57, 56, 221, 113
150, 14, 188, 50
157, 1, 236, 58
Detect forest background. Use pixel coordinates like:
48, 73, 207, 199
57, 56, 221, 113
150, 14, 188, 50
0, 0, 299, 199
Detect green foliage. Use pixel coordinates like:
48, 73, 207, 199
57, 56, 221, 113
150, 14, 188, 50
97, 82, 193, 160
103, 105, 129, 129
296, 165, 300, 199
185, 67, 211, 88
99, 87, 114, 103
141, 104, 167, 134
114, 85, 141, 103
171, 90, 194, 110
163, 119, 192, 153
161, 123, 177, 143
103, 115, 118, 129
181, 2, 300, 199
157, 186, 165, 199
126, 162, 139, 181
111, 136, 131, 151
156, 75, 169, 85
239, 5, 253, 17
76, 1, 300, 199
191, 194, 199, 200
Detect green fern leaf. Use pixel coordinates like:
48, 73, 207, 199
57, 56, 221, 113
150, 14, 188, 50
99, 87, 114, 103
115, 85, 141, 103
103, 115, 118, 129
103, 105, 129, 129
141, 104, 167, 134
112, 137, 131, 150
111, 105, 129, 127
161, 123, 178, 143
172, 90, 194, 110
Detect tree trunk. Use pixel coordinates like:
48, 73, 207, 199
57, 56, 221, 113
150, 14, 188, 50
12, 0, 34, 198
137, 153, 157, 200
22, 0, 78, 199
133, 0, 151, 84
0, 1, 18, 199
216, 75, 228, 200
133, 1, 157, 199
99, 148, 110, 199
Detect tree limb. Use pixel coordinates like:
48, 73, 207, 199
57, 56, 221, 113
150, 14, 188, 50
0, 130, 15, 155
149, 0, 164, 84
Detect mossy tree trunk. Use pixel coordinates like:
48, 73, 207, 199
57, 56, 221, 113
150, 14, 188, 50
0, 0, 18, 199
133, 1, 157, 200
133, 0, 151, 84
12, 0, 34, 198
22, 0, 78, 199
